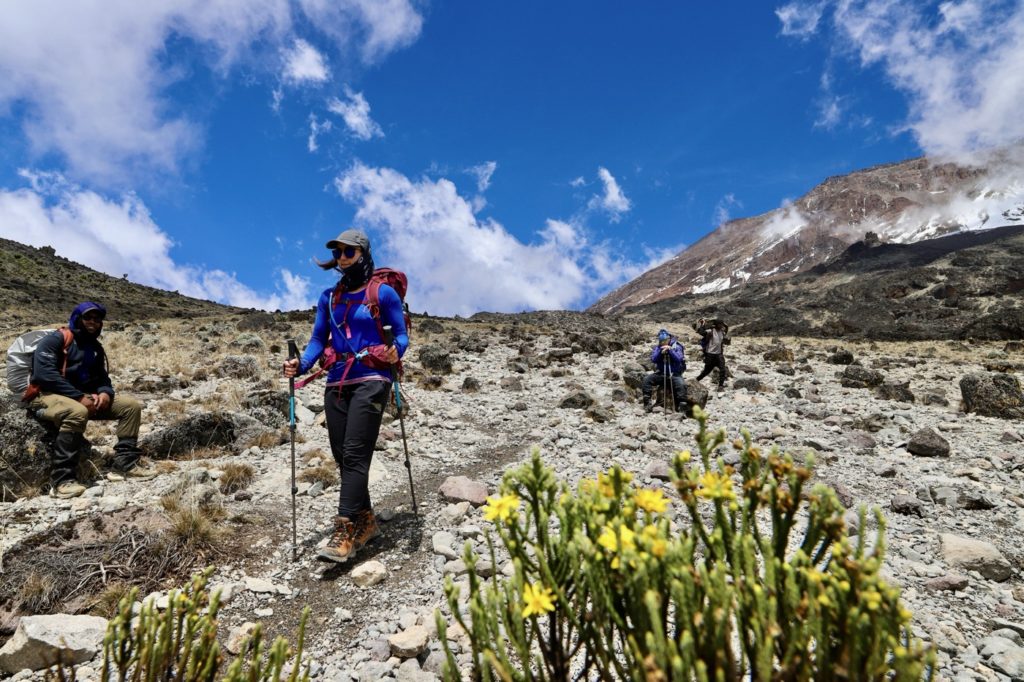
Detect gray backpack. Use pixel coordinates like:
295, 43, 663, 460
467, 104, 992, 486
6, 328, 73, 399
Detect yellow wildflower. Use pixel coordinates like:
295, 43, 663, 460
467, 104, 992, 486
676, 450, 692, 463
635, 488, 669, 513
694, 471, 736, 501
521, 582, 556, 618
482, 494, 520, 522
598, 524, 636, 553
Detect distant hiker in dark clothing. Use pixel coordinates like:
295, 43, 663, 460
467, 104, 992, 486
30, 302, 156, 498
283, 229, 409, 564
694, 317, 730, 389
642, 329, 687, 413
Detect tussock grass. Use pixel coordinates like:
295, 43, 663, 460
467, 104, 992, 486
16, 572, 58, 613
91, 582, 131, 617
298, 464, 338, 488
167, 505, 225, 551
219, 463, 256, 494
302, 447, 328, 464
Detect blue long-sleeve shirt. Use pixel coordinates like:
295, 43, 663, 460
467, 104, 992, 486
299, 284, 408, 385
650, 339, 685, 376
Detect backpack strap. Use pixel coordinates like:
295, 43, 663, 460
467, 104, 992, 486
21, 328, 74, 403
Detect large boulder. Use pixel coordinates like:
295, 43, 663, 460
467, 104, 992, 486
762, 346, 794, 363
960, 372, 1024, 420
0, 398, 55, 500
940, 534, 1013, 582
418, 346, 453, 375
141, 412, 237, 459
681, 380, 709, 416
0, 614, 108, 673
826, 348, 855, 365
907, 428, 950, 457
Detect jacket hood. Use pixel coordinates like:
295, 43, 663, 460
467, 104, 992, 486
69, 302, 107, 338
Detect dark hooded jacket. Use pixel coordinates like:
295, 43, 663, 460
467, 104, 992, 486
31, 302, 114, 400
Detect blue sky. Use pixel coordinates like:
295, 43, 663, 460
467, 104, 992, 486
1, 1, 1021, 315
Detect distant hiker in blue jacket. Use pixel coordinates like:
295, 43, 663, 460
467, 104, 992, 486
641, 329, 687, 413
283, 229, 408, 564
30, 302, 156, 499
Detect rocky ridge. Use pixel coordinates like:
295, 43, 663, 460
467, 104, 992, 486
592, 149, 1024, 314
1, 310, 1023, 681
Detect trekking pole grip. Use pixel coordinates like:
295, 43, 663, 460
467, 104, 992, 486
287, 339, 299, 360
382, 324, 394, 347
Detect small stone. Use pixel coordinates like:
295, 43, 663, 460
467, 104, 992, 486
226, 622, 258, 655
439, 477, 488, 506
388, 625, 430, 658
431, 531, 459, 560
351, 560, 388, 587
644, 460, 671, 481
923, 574, 969, 591
891, 494, 925, 517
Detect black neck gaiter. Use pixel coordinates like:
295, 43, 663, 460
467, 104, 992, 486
340, 253, 375, 291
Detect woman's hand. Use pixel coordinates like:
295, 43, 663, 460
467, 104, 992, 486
383, 345, 399, 364
283, 358, 299, 378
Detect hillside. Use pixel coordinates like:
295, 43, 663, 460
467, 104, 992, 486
0, 237, 251, 335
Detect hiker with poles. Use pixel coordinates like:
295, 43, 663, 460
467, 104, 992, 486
282, 229, 409, 564
641, 329, 687, 414
693, 317, 730, 390
18, 302, 157, 498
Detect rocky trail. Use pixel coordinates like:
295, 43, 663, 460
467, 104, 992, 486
1, 313, 1024, 681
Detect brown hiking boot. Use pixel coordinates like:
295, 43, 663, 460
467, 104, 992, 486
318, 516, 357, 563
354, 509, 381, 545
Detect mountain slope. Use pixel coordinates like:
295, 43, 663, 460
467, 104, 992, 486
0, 237, 249, 335
593, 150, 1024, 314
621, 224, 1024, 341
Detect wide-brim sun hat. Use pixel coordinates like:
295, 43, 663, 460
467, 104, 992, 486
326, 229, 370, 251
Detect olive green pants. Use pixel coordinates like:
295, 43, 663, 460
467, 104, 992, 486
30, 393, 142, 438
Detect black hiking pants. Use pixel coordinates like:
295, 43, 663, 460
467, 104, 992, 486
696, 353, 728, 387
641, 372, 687, 409
324, 381, 390, 519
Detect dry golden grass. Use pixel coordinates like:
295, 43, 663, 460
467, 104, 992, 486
17, 572, 57, 613
91, 583, 131, 618
219, 463, 256, 494
302, 447, 329, 464
154, 461, 179, 475
167, 505, 225, 551
298, 464, 338, 487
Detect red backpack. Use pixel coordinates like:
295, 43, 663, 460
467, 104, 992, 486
296, 268, 410, 389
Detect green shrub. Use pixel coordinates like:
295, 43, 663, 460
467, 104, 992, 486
437, 407, 934, 681
51, 568, 309, 682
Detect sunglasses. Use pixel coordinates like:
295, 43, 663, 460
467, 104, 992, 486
82, 312, 104, 321
332, 245, 358, 259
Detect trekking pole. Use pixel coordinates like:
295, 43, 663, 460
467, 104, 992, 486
287, 339, 299, 561
383, 325, 418, 515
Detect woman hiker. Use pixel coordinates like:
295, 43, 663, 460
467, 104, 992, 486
282, 229, 409, 563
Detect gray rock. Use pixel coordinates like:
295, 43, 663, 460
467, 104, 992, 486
419, 346, 454, 375
891, 494, 925, 516
940, 534, 1013, 582
431, 531, 459, 560
559, 391, 595, 409
988, 649, 1024, 678
733, 377, 766, 392
0, 614, 108, 673
763, 346, 794, 363
876, 382, 915, 403
439, 476, 488, 506
351, 560, 388, 587
962, 490, 999, 510
388, 625, 430, 658
827, 348, 855, 365
499, 376, 523, 391
841, 366, 885, 389
907, 428, 950, 457
923, 574, 969, 591
960, 372, 1024, 420
226, 622, 259, 655
141, 412, 236, 459
644, 460, 671, 481
460, 377, 481, 393
931, 486, 958, 507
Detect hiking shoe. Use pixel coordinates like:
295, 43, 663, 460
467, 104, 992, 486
318, 516, 358, 563
50, 481, 86, 499
355, 510, 381, 545
643, 401, 653, 413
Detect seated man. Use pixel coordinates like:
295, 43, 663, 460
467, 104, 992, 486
641, 329, 687, 413
29, 302, 156, 498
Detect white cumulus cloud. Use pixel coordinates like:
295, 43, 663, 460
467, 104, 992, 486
0, 0, 422, 187
308, 114, 333, 152
327, 87, 384, 140
589, 167, 632, 221
0, 171, 313, 311
778, 0, 1024, 157
333, 162, 666, 316
282, 38, 330, 85
713, 193, 743, 226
